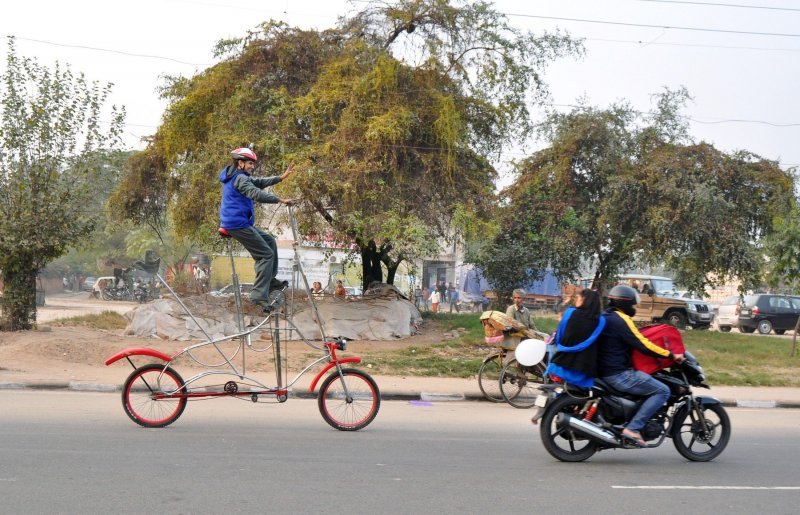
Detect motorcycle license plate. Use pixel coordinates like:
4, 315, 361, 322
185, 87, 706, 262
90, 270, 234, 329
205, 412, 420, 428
534, 394, 548, 408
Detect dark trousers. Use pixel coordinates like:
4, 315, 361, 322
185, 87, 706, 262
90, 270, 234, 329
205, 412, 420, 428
228, 226, 278, 303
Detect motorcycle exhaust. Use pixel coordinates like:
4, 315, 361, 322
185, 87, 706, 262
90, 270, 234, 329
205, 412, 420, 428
557, 413, 620, 446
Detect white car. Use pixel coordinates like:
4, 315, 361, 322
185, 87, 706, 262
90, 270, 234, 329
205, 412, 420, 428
716, 295, 741, 333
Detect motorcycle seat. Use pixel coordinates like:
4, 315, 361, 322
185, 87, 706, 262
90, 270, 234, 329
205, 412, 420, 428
594, 378, 645, 400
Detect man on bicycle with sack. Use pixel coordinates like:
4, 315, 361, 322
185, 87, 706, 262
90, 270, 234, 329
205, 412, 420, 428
219, 147, 295, 310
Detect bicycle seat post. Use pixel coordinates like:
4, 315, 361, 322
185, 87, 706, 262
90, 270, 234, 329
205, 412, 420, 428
218, 230, 244, 334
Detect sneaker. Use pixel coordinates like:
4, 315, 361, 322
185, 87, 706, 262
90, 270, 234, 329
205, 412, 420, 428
249, 297, 272, 312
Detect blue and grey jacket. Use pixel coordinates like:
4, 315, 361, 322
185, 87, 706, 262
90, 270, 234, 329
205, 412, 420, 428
218, 165, 283, 230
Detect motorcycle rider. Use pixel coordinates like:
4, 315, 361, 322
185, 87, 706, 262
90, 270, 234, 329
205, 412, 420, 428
597, 285, 684, 446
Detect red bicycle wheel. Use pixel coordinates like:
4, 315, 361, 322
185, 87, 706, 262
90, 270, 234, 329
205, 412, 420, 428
318, 368, 380, 431
122, 364, 187, 428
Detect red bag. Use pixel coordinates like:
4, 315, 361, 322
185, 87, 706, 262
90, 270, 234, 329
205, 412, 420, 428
631, 324, 685, 374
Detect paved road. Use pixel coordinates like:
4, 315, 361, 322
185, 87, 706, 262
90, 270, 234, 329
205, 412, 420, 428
2, 391, 799, 514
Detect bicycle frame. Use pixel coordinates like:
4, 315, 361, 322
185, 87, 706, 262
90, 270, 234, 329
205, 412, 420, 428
104, 315, 360, 400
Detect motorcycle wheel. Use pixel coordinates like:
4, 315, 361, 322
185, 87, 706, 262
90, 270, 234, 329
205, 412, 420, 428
540, 393, 598, 462
101, 289, 112, 301
672, 402, 730, 462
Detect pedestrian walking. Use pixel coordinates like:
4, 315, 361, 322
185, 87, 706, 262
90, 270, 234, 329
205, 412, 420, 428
429, 289, 440, 313
449, 287, 460, 313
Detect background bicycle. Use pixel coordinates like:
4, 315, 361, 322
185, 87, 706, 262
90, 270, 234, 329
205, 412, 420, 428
478, 310, 549, 403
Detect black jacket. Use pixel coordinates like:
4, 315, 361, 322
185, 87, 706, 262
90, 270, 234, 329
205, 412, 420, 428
596, 308, 672, 377
551, 308, 601, 377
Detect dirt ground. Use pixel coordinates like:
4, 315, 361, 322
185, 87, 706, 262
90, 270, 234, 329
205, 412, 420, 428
0, 292, 443, 386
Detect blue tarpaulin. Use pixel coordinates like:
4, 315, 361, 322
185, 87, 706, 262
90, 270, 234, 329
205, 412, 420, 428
457, 265, 561, 298
522, 272, 561, 297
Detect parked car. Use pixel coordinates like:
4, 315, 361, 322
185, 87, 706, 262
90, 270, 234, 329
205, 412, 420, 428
666, 290, 704, 301
738, 294, 800, 335
210, 283, 254, 297
82, 276, 97, 292
683, 298, 715, 329
716, 295, 742, 333
616, 274, 713, 330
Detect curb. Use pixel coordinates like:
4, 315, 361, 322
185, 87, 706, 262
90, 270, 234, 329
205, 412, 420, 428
2, 381, 799, 408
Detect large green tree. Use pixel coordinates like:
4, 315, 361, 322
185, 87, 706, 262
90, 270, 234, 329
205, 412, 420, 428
476, 90, 794, 296
763, 205, 800, 355
0, 37, 124, 329
49, 149, 138, 277
111, 0, 580, 289
765, 206, 800, 292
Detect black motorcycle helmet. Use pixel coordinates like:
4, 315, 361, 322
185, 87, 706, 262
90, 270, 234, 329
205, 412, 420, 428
607, 284, 639, 315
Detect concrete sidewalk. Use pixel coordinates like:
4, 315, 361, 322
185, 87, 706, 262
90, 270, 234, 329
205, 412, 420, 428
2, 372, 799, 409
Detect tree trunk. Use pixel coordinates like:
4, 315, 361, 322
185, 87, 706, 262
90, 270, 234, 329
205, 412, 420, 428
360, 240, 384, 290
1, 265, 38, 331
385, 261, 399, 285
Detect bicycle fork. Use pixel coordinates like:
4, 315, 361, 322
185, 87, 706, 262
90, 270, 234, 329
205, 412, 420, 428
328, 340, 353, 403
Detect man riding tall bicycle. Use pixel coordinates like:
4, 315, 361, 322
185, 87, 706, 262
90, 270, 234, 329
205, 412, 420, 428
219, 147, 295, 311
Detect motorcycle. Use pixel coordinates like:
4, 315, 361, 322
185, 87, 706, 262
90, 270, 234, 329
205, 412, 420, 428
534, 351, 730, 462
102, 285, 132, 301
132, 284, 149, 303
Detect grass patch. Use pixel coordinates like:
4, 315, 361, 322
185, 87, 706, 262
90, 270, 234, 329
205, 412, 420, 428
360, 313, 561, 378
364, 313, 800, 386
682, 331, 800, 386
49, 311, 128, 330
361, 343, 487, 378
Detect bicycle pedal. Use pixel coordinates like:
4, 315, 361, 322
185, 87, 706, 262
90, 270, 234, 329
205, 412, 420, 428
267, 289, 285, 306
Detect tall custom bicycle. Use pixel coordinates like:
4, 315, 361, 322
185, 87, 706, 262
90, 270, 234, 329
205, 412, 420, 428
105, 207, 380, 431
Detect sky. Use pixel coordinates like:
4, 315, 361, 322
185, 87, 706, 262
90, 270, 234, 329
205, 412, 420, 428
2, 0, 799, 181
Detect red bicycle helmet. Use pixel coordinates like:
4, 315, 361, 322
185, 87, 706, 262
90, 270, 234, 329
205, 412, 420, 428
231, 147, 257, 161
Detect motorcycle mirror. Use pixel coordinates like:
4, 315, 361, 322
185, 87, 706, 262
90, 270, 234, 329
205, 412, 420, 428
515, 339, 548, 366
